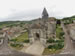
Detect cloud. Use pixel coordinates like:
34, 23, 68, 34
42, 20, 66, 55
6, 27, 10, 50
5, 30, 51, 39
0, 8, 64, 21
2, 8, 64, 21
0, 0, 75, 21
1, 9, 42, 21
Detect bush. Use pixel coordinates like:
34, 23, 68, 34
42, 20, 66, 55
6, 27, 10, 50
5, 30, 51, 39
10, 39, 17, 42
10, 43, 23, 47
48, 42, 64, 50
60, 32, 65, 36
48, 44, 59, 50
48, 45, 54, 49
23, 40, 29, 43
47, 38, 55, 43
58, 42, 64, 49
55, 39, 64, 43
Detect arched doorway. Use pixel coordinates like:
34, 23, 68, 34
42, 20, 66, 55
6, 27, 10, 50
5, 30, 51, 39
35, 33, 40, 41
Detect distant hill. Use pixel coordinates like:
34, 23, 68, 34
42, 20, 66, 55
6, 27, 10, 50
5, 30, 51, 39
62, 15, 75, 21
0, 21, 32, 28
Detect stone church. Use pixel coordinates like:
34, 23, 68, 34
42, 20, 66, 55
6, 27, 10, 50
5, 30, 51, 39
28, 8, 56, 46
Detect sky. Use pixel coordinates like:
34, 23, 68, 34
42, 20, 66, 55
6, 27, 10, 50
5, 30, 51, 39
0, 0, 75, 21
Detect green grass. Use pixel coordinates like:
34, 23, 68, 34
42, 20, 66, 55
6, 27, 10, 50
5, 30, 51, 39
43, 48, 62, 55
56, 24, 64, 39
16, 32, 28, 42
0, 24, 7, 28
72, 18, 75, 20
11, 32, 29, 43
56, 25, 62, 38
10, 32, 29, 50
0, 21, 32, 28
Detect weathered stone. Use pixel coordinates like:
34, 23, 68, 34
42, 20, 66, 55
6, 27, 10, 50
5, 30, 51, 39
28, 8, 56, 46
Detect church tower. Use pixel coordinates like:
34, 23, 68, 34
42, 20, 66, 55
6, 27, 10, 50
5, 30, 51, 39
42, 8, 49, 19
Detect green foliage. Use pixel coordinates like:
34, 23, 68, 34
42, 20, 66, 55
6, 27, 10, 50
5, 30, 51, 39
72, 18, 75, 20
56, 24, 64, 39
47, 38, 55, 43
0, 21, 32, 28
23, 40, 29, 43
10, 43, 23, 47
15, 32, 28, 42
48, 42, 64, 50
47, 23, 64, 50
10, 39, 17, 42
60, 32, 64, 36
58, 42, 64, 49
47, 38, 64, 43
55, 39, 64, 43
11, 32, 29, 43
62, 17, 73, 25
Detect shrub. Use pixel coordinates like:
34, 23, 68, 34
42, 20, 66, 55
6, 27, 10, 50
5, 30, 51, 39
60, 32, 65, 36
48, 43, 64, 50
23, 40, 29, 43
47, 38, 55, 43
10, 43, 23, 47
10, 39, 17, 42
48, 44, 59, 50
48, 45, 54, 49
55, 39, 64, 43
58, 42, 64, 49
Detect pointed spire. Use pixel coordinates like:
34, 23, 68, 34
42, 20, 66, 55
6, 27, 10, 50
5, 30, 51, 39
42, 8, 49, 19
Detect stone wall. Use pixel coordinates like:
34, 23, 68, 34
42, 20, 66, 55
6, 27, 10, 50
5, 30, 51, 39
29, 29, 47, 44
70, 29, 75, 40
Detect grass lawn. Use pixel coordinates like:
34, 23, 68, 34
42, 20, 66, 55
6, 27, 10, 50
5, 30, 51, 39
15, 32, 28, 42
56, 25, 63, 39
11, 32, 29, 43
43, 48, 62, 55
10, 32, 29, 50
0, 24, 7, 28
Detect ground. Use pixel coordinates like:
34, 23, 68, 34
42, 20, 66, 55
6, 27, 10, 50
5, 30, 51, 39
9, 32, 29, 50
1, 19, 75, 56
43, 23, 64, 55
60, 22, 75, 54
11, 32, 28, 42
43, 48, 62, 55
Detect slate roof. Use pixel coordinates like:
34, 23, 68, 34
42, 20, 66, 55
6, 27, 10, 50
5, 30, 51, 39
42, 8, 49, 17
